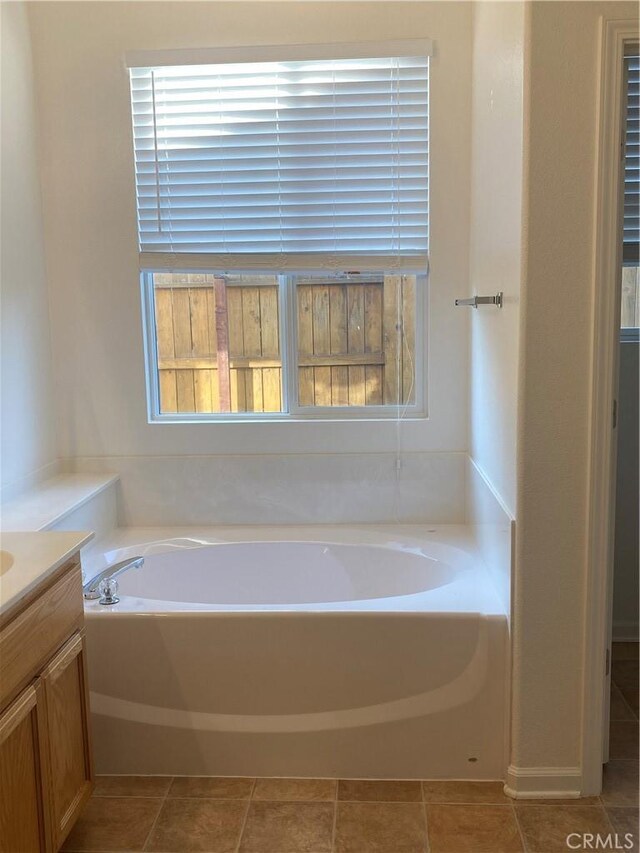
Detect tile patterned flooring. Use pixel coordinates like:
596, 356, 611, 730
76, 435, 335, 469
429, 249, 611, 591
64, 644, 638, 853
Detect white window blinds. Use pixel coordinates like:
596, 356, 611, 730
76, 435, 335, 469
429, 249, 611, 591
624, 45, 639, 264
128, 49, 429, 268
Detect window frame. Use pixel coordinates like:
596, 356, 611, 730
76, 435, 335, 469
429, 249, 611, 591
141, 268, 428, 423
131, 41, 431, 423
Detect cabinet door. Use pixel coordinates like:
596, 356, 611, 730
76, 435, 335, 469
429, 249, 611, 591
42, 632, 94, 850
0, 681, 51, 853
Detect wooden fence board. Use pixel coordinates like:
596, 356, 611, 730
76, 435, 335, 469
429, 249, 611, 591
213, 277, 231, 412
383, 275, 401, 405
329, 286, 348, 406
159, 370, 178, 412
347, 284, 366, 405
152, 273, 415, 414
242, 287, 263, 412
194, 370, 213, 413
242, 287, 262, 355
260, 287, 281, 411
364, 284, 383, 405
154, 288, 178, 412
402, 276, 416, 405
259, 288, 279, 357
172, 290, 192, 358
297, 285, 315, 406
312, 285, 331, 406
176, 369, 195, 412
262, 367, 281, 413
190, 288, 210, 356
205, 287, 219, 354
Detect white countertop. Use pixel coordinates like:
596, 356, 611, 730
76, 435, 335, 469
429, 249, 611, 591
0, 474, 118, 532
0, 530, 94, 616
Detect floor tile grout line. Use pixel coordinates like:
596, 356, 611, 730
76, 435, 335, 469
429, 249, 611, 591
233, 777, 257, 853
141, 776, 172, 853
422, 799, 430, 853
330, 798, 338, 853
511, 801, 529, 853
233, 797, 252, 853
601, 802, 620, 838
92, 792, 625, 806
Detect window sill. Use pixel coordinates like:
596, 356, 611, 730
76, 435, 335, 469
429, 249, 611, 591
148, 411, 428, 425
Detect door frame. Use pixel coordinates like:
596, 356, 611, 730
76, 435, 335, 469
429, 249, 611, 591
582, 17, 638, 796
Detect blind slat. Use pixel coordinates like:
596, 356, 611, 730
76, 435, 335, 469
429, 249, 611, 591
129, 54, 429, 258
624, 48, 639, 264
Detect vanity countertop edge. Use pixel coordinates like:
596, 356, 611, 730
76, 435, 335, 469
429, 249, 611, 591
0, 530, 94, 617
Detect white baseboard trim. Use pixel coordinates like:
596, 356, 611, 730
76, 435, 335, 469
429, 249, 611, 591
504, 765, 583, 799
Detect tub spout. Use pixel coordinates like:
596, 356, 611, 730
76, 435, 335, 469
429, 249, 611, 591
83, 556, 144, 602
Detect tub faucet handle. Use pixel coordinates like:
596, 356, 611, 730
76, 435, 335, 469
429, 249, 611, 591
98, 577, 120, 606
83, 556, 144, 600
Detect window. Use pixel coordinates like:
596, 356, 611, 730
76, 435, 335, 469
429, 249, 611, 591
621, 43, 639, 335
128, 43, 430, 419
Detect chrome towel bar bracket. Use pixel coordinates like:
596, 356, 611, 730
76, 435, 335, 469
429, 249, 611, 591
455, 292, 503, 309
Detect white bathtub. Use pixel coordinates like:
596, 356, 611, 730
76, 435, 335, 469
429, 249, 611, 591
83, 525, 508, 779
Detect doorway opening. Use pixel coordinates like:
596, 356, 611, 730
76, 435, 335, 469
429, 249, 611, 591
605, 37, 639, 768
583, 21, 638, 798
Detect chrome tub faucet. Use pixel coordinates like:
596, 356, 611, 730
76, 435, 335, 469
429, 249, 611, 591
83, 556, 144, 605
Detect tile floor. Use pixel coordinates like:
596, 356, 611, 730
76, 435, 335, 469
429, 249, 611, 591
64, 644, 638, 853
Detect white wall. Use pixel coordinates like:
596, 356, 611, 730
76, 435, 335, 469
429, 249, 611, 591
0, 3, 57, 500
465, 2, 524, 615
27, 1, 472, 460
510, 0, 637, 791
468, 1, 523, 518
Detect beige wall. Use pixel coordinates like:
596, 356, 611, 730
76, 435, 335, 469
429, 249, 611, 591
512, 0, 637, 779
27, 1, 472, 458
469, 0, 524, 517
0, 3, 57, 498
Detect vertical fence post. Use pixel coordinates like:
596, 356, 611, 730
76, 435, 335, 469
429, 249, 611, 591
214, 276, 232, 412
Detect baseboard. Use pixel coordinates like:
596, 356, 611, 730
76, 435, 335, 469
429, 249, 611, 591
504, 765, 583, 799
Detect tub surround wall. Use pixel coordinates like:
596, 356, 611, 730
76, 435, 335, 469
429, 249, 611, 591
465, 458, 513, 618
48, 484, 118, 544
465, 0, 523, 628
64, 453, 466, 526
0, 3, 58, 501
468, 0, 523, 521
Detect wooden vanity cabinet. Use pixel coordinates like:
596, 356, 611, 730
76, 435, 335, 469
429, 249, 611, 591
0, 556, 94, 852
0, 682, 51, 853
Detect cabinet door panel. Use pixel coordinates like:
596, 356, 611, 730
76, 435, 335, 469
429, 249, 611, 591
0, 562, 83, 710
42, 632, 94, 849
0, 682, 51, 852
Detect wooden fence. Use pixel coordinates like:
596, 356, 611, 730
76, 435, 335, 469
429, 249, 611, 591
152, 273, 416, 414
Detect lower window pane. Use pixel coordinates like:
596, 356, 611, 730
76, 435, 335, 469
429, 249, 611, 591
152, 273, 283, 414
621, 266, 640, 329
295, 273, 418, 407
